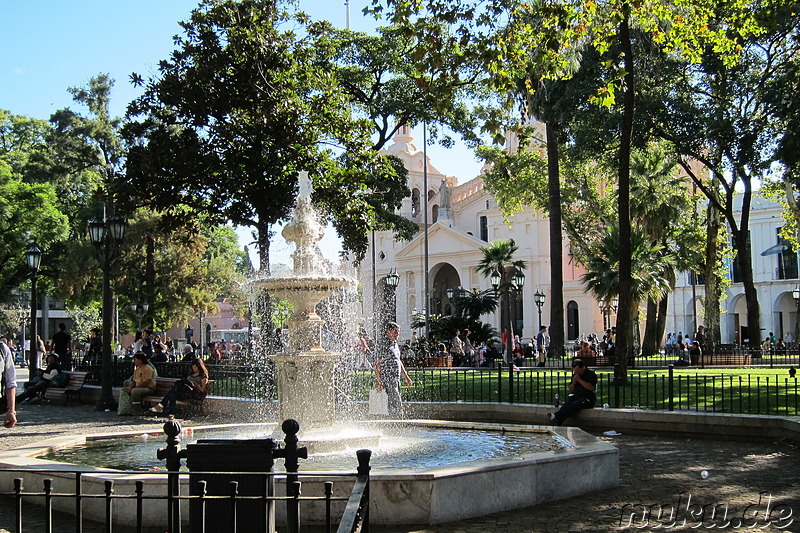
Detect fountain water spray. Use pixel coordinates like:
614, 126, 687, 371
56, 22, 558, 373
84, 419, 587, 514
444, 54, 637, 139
252, 172, 354, 428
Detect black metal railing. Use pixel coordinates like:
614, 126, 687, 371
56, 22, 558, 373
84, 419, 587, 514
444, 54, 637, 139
0, 418, 370, 533
0, 468, 365, 533
343, 364, 800, 416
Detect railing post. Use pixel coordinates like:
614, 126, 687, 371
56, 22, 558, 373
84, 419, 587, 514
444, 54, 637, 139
157, 416, 186, 533
324, 481, 334, 533
668, 364, 674, 412
357, 449, 372, 533
509, 360, 514, 404
14, 478, 22, 533
44, 478, 53, 533
273, 419, 308, 533
135, 480, 144, 533
613, 363, 620, 408
229, 481, 239, 532
75, 471, 83, 533
104, 480, 114, 533
497, 362, 503, 402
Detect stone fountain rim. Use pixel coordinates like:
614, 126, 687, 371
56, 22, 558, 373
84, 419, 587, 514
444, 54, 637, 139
2, 420, 615, 479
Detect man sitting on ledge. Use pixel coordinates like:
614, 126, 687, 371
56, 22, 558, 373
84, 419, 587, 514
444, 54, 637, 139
548, 358, 597, 426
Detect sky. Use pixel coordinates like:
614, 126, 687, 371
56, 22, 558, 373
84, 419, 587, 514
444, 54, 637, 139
1, 1, 486, 268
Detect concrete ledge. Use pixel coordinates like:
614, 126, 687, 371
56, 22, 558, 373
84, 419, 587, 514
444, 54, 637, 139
407, 402, 800, 443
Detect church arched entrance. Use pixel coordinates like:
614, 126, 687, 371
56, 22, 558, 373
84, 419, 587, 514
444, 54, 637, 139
429, 263, 461, 316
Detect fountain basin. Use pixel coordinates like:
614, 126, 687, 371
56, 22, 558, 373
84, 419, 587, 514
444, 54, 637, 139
0, 420, 617, 527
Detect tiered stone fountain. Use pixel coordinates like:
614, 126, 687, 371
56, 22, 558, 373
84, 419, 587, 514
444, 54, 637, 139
252, 172, 353, 429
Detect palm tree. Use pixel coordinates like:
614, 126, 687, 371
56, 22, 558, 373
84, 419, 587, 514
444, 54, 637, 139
629, 145, 699, 356
454, 288, 499, 321
477, 240, 527, 360
582, 224, 671, 376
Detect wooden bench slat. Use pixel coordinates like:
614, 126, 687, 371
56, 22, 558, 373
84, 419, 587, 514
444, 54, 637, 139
43, 371, 89, 405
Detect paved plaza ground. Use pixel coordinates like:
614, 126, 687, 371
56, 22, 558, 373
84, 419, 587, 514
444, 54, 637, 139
0, 397, 798, 532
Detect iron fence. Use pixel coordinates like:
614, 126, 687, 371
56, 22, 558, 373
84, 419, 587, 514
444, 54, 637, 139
69, 353, 799, 415
0, 467, 367, 533
341, 365, 800, 416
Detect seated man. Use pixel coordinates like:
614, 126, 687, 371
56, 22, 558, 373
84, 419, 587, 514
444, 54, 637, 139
548, 358, 597, 426
17, 353, 62, 404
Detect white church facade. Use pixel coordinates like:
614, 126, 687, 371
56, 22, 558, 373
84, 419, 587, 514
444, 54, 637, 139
359, 127, 800, 347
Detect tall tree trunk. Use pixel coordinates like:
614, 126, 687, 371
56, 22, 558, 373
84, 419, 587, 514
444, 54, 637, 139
655, 296, 668, 352
733, 227, 761, 346
641, 298, 658, 356
615, 7, 635, 382
546, 122, 565, 358
703, 193, 723, 349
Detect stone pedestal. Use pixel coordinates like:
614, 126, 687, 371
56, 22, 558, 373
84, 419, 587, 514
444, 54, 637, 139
270, 352, 339, 429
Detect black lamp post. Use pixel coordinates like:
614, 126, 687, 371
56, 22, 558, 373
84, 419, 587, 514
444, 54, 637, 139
385, 269, 400, 323
793, 286, 800, 347
25, 245, 42, 373
491, 269, 518, 362
130, 299, 149, 331
534, 290, 546, 330
598, 297, 619, 332
89, 214, 127, 411
511, 270, 525, 337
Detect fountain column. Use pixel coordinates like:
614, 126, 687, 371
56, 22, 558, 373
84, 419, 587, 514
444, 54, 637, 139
255, 172, 353, 429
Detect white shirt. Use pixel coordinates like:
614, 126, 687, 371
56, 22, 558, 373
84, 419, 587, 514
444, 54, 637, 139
1, 341, 17, 389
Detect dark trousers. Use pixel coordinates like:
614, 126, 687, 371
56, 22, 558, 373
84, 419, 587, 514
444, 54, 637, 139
384, 380, 404, 418
554, 394, 595, 425
17, 377, 49, 401
160, 380, 195, 414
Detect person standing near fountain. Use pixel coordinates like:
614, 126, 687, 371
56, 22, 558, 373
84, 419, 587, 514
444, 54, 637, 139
375, 322, 413, 418
1, 336, 17, 428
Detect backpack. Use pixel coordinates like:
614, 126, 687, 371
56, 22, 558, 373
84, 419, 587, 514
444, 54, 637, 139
51, 372, 68, 388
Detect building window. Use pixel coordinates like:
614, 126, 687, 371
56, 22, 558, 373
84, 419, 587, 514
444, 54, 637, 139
479, 216, 488, 241
432, 205, 439, 223
412, 188, 420, 217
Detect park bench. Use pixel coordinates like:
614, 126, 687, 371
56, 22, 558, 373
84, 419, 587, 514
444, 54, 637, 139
141, 377, 214, 417
577, 355, 614, 367
42, 371, 89, 405
697, 353, 752, 366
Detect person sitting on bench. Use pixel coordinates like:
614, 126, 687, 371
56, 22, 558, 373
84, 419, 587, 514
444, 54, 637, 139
17, 353, 62, 404
149, 358, 209, 415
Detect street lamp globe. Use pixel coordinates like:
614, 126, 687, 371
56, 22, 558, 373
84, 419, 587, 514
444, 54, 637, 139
446, 287, 454, 300
88, 218, 105, 246
490, 269, 501, 290
25, 245, 42, 271
597, 299, 605, 310
512, 269, 525, 289
385, 269, 400, 288
793, 286, 800, 301
534, 290, 545, 307
107, 214, 127, 243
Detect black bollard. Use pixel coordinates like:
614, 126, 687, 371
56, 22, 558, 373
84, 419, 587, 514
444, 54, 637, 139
157, 415, 186, 533
273, 419, 308, 533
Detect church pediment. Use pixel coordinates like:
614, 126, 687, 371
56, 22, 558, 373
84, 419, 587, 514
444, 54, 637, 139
395, 223, 485, 260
